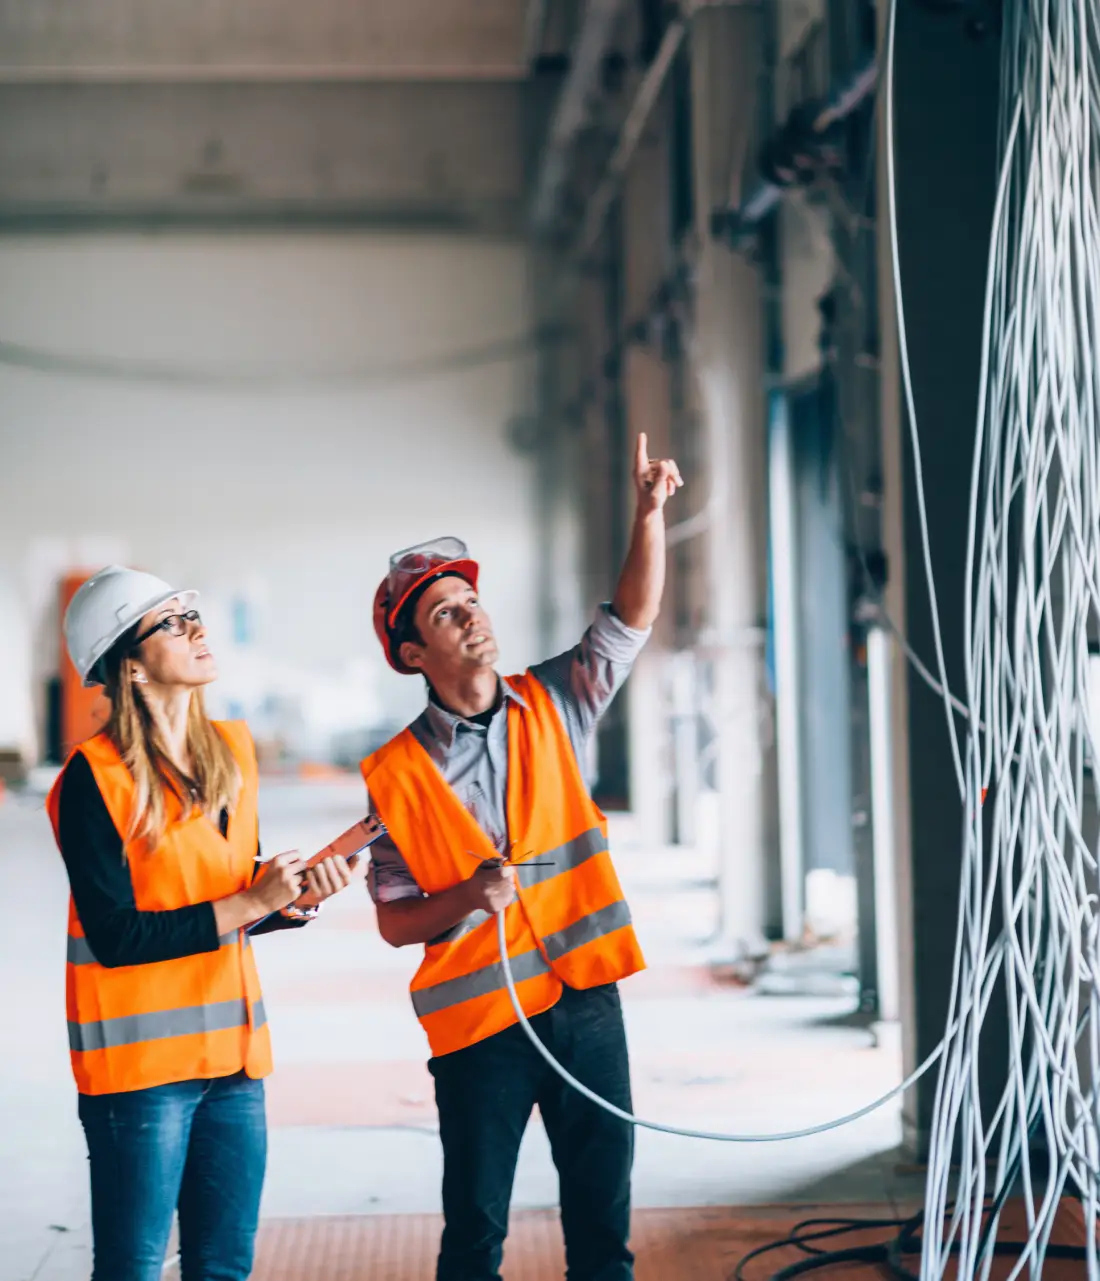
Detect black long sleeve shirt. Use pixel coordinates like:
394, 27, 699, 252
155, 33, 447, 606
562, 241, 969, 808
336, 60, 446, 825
57, 750, 303, 969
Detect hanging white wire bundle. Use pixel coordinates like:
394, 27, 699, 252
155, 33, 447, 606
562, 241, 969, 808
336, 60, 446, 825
915, 1, 1100, 1276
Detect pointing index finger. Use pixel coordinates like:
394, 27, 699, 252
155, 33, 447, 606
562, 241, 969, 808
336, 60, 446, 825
635, 432, 649, 476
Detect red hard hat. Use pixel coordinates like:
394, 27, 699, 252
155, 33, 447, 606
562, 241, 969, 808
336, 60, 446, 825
373, 537, 480, 674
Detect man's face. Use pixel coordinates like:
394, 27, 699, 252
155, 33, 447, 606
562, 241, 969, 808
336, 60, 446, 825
400, 575, 499, 679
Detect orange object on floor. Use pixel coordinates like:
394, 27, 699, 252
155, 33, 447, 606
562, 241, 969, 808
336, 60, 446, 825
297, 761, 354, 782
58, 572, 110, 753
252, 1200, 1089, 1280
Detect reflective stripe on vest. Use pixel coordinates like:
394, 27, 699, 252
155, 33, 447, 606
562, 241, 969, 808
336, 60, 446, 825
432, 826, 609, 944
413, 899, 633, 1018
362, 671, 645, 1057
69, 998, 267, 1053
47, 722, 273, 1095
66, 929, 247, 967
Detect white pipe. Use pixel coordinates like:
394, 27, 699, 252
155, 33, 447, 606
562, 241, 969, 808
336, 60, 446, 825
576, 18, 687, 261
768, 390, 805, 942
530, 0, 629, 235
867, 625, 900, 1023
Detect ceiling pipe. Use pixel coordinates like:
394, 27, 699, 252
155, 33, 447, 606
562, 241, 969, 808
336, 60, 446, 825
572, 0, 760, 261
711, 52, 878, 245
575, 13, 686, 261
529, 0, 629, 237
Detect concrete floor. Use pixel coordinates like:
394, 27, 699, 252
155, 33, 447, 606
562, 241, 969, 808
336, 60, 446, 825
2, 777, 919, 1281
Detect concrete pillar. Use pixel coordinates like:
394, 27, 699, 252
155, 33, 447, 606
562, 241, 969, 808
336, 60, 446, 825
876, 3, 1004, 1156
619, 57, 680, 849
690, 4, 775, 952
529, 250, 567, 658
562, 249, 634, 803
624, 343, 675, 846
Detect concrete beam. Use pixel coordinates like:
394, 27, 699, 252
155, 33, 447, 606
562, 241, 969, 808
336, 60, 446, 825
0, 82, 525, 231
0, 0, 527, 81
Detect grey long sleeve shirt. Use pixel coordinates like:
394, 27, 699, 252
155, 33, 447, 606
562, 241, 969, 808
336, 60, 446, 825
367, 603, 650, 904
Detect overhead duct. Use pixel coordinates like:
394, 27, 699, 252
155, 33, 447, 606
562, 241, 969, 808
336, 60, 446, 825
710, 54, 878, 247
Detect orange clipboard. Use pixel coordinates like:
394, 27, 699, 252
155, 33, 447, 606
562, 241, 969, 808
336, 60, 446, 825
293, 814, 388, 909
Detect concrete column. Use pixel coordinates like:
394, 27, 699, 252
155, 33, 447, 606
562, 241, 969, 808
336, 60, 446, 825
690, 4, 775, 953
619, 61, 679, 849
529, 249, 566, 658
624, 343, 676, 846
876, 2, 1004, 1156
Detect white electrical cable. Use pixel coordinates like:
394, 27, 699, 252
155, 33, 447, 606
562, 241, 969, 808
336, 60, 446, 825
490, 0, 979, 1156
494, 19, 1100, 1280
497, 909, 943, 1143
912, 1, 1100, 1276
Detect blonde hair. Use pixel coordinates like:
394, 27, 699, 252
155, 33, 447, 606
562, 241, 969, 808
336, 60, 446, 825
101, 632, 242, 848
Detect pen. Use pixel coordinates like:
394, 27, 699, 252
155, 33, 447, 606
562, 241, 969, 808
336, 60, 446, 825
473, 853, 557, 869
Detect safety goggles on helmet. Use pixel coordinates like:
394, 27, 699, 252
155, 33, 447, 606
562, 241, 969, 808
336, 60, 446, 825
383, 537, 479, 630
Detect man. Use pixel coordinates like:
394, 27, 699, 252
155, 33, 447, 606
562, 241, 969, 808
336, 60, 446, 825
363, 433, 683, 1281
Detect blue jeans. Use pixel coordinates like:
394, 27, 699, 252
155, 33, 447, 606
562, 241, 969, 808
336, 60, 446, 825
77, 1070, 267, 1281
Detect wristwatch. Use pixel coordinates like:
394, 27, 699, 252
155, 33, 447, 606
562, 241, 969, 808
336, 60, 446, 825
280, 902, 322, 921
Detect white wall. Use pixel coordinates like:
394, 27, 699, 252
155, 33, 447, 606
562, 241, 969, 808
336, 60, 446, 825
0, 232, 539, 760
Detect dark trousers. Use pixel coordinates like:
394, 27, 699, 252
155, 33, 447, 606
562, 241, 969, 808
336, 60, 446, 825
77, 1070, 267, 1281
429, 982, 634, 1281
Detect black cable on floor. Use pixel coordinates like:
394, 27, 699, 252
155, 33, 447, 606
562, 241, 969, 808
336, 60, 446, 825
729, 1205, 1089, 1280
730, 1214, 912, 1280
735, 1079, 1079, 1280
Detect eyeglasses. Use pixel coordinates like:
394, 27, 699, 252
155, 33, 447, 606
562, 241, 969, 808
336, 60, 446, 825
134, 610, 202, 646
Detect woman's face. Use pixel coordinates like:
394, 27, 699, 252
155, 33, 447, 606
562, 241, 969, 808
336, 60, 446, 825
131, 598, 217, 690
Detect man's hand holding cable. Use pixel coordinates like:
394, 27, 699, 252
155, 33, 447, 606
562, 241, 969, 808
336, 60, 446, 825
374, 858, 516, 947
464, 860, 517, 914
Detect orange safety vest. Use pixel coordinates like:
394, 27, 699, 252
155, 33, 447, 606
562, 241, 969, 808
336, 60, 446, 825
46, 721, 272, 1096
362, 672, 646, 1057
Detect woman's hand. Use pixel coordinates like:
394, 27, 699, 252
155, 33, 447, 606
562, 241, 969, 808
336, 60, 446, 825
303, 855, 355, 904
214, 850, 307, 934
247, 851, 306, 915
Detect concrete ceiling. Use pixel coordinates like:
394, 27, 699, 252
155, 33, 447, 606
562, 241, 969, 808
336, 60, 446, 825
0, 0, 529, 81
0, 1, 550, 228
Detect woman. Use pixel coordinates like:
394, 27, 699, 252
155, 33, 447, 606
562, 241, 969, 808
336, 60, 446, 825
45, 565, 353, 1281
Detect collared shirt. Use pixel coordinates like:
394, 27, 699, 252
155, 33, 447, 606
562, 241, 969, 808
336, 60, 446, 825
367, 603, 650, 903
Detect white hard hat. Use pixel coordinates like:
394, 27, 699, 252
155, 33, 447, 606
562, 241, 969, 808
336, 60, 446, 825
64, 565, 199, 687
